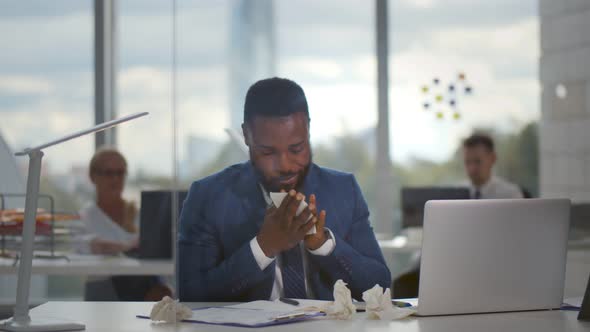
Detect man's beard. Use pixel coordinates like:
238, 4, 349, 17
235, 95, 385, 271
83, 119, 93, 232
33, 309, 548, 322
252, 152, 313, 193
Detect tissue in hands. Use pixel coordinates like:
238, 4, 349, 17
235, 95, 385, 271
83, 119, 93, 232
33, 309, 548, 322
361, 285, 416, 320
270, 192, 316, 235
324, 279, 356, 320
150, 296, 192, 323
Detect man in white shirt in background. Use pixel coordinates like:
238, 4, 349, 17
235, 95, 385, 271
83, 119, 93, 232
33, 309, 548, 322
462, 133, 524, 199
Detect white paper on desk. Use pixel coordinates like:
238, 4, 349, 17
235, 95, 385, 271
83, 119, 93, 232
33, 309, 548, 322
185, 301, 322, 326
563, 297, 583, 308
287, 299, 332, 311
270, 192, 316, 235
188, 307, 293, 325
231, 299, 330, 312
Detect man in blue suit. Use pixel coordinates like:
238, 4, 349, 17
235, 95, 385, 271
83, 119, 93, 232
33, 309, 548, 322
178, 78, 391, 301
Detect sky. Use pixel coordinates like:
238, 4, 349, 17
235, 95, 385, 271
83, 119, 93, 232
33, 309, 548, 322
0, 0, 539, 177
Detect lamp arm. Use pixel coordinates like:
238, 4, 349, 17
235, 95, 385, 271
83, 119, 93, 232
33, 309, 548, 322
12, 150, 43, 323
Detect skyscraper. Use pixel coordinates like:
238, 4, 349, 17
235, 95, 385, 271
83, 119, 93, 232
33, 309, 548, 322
228, 0, 276, 130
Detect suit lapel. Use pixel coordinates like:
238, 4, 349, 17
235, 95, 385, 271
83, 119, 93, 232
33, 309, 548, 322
232, 162, 274, 299
301, 164, 319, 199
234, 162, 267, 229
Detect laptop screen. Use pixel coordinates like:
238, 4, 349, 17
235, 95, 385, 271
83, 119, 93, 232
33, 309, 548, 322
138, 190, 187, 259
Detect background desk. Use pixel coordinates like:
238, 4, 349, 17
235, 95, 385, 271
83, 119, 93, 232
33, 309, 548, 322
0, 255, 173, 317
0, 254, 173, 276
15, 301, 588, 332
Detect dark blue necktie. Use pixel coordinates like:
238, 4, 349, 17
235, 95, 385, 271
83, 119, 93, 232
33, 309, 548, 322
281, 245, 307, 299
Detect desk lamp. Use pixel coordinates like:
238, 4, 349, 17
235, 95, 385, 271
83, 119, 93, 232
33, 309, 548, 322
0, 112, 148, 332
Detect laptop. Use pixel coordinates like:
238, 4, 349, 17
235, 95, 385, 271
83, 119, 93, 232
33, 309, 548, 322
416, 198, 571, 316
580, 273, 590, 320
138, 190, 188, 259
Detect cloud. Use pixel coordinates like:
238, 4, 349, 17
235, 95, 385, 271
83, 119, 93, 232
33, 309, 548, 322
428, 18, 539, 69
116, 65, 229, 174
0, 0, 540, 174
392, 0, 536, 29
0, 0, 89, 19
0, 103, 94, 176
401, 0, 438, 9
0, 2, 228, 74
276, 0, 537, 58
305, 83, 378, 140
387, 58, 539, 163
280, 57, 346, 81
263, 17, 539, 163
0, 75, 56, 109
0, 71, 92, 113
0, 0, 538, 74
119, 4, 228, 68
0, 76, 53, 95
0, 11, 93, 74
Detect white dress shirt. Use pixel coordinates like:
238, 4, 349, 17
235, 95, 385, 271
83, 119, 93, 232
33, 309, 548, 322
76, 202, 138, 254
250, 186, 336, 300
470, 175, 524, 199
77, 202, 139, 282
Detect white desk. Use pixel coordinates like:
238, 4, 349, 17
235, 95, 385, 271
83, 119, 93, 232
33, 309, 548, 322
0, 254, 173, 276
15, 301, 588, 332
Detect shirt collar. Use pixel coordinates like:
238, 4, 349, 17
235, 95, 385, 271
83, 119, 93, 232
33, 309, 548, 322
474, 175, 497, 195
259, 183, 273, 207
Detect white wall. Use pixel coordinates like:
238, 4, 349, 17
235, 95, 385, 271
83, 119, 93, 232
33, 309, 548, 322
539, 0, 590, 201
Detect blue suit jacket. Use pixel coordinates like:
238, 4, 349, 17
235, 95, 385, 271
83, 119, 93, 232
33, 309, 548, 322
178, 162, 391, 301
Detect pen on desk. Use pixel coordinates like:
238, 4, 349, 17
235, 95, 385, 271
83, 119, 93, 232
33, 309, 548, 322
273, 311, 305, 321
279, 297, 300, 306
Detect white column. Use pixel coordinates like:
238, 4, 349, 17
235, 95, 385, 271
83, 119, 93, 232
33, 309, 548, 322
539, 1, 590, 201
94, 0, 118, 149
375, 0, 394, 236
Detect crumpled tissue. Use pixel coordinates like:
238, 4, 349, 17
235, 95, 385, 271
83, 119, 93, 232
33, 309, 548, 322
323, 279, 356, 320
149, 296, 192, 323
362, 285, 416, 320
270, 192, 316, 234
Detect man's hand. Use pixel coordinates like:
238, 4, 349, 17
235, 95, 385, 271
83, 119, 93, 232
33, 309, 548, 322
257, 190, 316, 257
304, 194, 328, 250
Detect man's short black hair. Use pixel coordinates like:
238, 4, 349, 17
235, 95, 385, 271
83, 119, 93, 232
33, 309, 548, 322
243, 77, 309, 124
463, 133, 495, 152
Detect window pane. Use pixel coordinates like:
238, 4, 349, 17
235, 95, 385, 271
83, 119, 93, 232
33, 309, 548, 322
387, 0, 539, 293
277, 0, 377, 211
0, 0, 93, 300
176, 1, 232, 184
119, 0, 174, 196
389, 1, 539, 184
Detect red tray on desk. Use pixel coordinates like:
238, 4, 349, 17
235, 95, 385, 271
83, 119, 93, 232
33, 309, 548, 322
0, 220, 53, 236
0, 209, 78, 236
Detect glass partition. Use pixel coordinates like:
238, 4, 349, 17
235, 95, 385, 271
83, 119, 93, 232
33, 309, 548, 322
0, 0, 542, 303
389, 0, 539, 194
0, 0, 94, 301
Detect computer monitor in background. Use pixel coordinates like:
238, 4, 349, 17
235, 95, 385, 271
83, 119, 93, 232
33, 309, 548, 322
139, 190, 188, 259
401, 186, 470, 228
570, 203, 590, 230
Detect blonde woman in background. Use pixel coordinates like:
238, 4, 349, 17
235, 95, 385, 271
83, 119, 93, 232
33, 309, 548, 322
80, 148, 138, 255
81, 148, 171, 301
